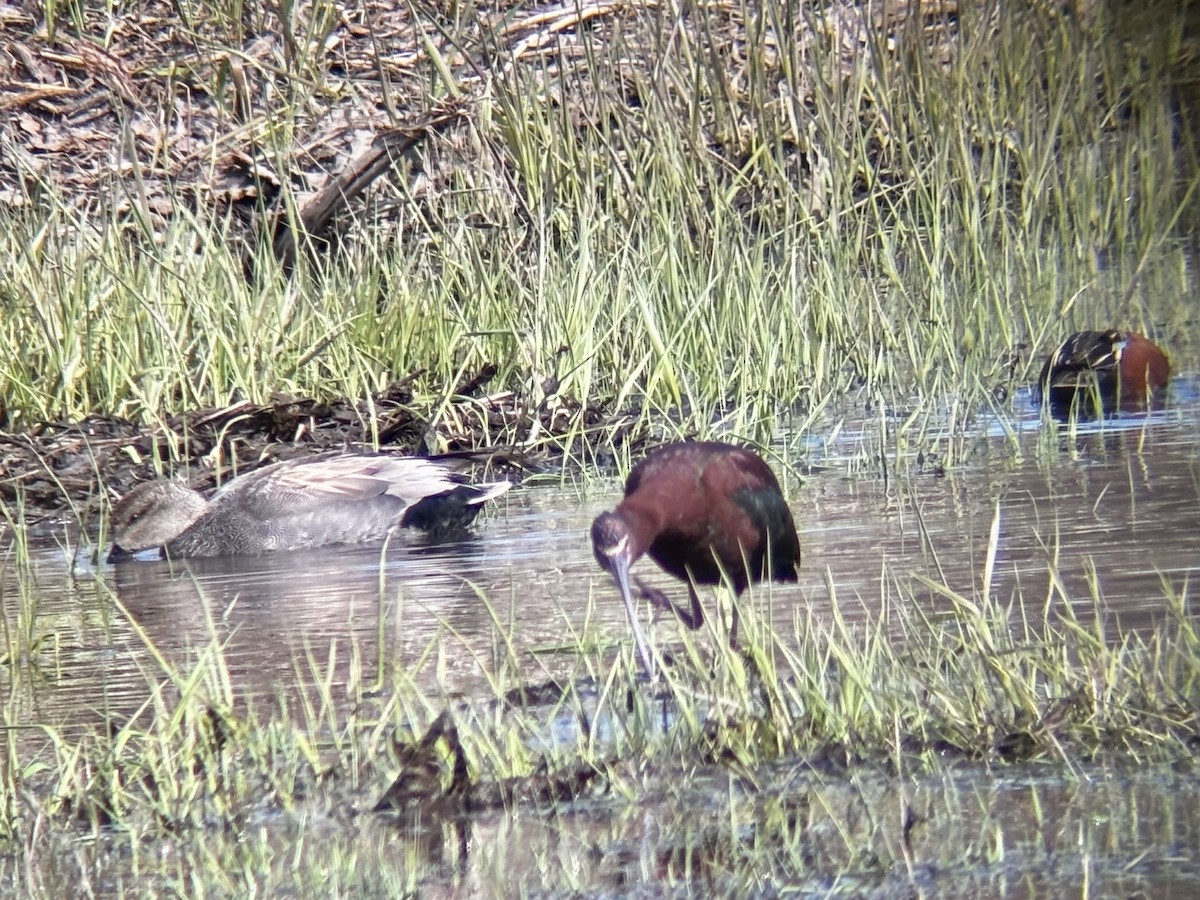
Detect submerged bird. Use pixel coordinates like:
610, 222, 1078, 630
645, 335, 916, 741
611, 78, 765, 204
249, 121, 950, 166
1038, 330, 1170, 418
590, 441, 801, 679
107, 452, 511, 562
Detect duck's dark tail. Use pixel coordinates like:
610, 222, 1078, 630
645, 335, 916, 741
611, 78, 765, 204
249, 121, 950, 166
401, 480, 511, 536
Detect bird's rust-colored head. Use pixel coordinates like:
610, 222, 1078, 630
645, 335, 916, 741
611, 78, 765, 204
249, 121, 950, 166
1114, 332, 1170, 404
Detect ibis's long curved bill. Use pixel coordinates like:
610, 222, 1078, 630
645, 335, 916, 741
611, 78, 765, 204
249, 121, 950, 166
609, 551, 657, 681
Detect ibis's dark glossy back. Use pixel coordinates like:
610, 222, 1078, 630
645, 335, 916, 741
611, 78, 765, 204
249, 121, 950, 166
620, 441, 800, 590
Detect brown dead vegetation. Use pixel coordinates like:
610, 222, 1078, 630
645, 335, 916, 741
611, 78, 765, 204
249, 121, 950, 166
0, 0, 1130, 519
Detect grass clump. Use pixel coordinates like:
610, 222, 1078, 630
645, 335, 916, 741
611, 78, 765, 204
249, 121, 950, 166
0, 0, 1196, 468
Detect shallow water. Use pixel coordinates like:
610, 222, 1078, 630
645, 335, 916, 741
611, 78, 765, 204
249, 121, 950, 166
8, 382, 1198, 733
370, 759, 1200, 896
2, 379, 1198, 893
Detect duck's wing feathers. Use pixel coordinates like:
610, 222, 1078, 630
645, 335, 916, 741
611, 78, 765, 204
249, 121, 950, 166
1050, 331, 1123, 373
292, 455, 460, 502
218, 454, 508, 516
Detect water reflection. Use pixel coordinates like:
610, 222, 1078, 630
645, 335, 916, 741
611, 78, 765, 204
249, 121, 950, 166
425, 760, 1200, 894
108, 535, 505, 661
801, 422, 1200, 635
48, 755, 1199, 895
1, 380, 1197, 736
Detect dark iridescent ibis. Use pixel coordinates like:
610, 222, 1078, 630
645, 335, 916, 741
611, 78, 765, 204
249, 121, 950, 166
590, 441, 801, 679
1038, 330, 1170, 418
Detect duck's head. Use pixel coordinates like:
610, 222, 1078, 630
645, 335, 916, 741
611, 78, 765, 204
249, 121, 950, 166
107, 480, 208, 562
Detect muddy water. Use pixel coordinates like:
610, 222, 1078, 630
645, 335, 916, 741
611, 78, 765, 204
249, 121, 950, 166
2, 380, 1198, 892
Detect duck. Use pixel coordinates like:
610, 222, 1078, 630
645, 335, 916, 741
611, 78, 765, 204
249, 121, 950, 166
107, 452, 511, 562
1038, 330, 1170, 417
591, 440, 801, 679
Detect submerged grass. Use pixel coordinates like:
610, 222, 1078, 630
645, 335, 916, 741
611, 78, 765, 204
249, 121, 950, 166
1, 0, 1197, 472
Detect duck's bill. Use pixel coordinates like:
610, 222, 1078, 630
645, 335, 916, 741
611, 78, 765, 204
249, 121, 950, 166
106, 544, 161, 563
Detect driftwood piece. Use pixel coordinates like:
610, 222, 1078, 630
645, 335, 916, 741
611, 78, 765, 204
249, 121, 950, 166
269, 102, 471, 272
